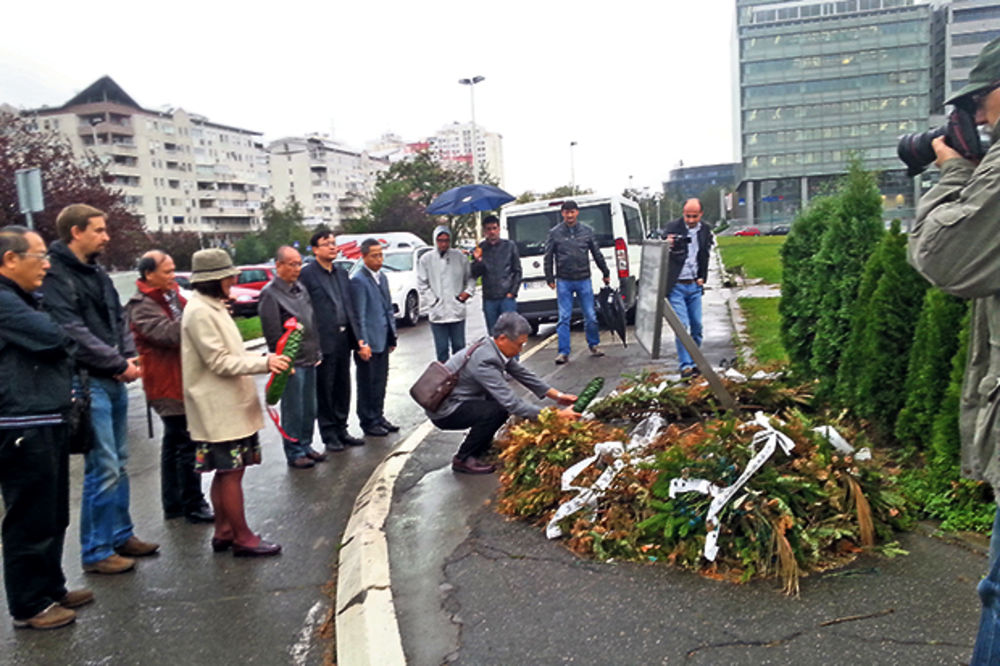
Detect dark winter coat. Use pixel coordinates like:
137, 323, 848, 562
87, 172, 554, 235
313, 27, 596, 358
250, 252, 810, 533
471, 238, 522, 300
41, 241, 135, 379
543, 222, 610, 283
662, 218, 714, 294
0, 275, 74, 424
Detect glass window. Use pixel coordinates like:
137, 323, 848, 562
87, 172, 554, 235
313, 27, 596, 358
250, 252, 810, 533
383, 252, 414, 271
622, 204, 645, 243
507, 210, 560, 257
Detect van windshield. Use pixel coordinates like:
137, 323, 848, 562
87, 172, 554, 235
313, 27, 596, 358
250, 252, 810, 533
507, 204, 613, 257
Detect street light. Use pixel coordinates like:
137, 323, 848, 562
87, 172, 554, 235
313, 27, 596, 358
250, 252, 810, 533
458, 76, 485, 184
569, 141, 577, 192
459, 75, 485, 242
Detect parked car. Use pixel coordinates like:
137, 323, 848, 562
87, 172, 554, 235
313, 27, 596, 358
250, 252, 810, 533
175, 271, 260, 317
766, 225, 790, 236
734, 227, 762, 236
235, 264, 276, 290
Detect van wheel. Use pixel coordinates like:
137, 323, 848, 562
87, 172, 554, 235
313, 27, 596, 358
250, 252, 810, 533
528, 318, 540, 336
403, 291, 419, 326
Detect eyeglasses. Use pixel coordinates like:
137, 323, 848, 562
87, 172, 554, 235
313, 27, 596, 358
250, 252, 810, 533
18, 251, 50, 261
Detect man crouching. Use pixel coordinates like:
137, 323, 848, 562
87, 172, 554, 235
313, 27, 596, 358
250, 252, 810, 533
427, 311, 580, 474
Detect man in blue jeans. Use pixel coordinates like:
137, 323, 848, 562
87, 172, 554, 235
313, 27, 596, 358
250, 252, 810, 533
544, 200, 610, 364
42, 204, 159, 575
471, 215, 521, 336
662, 198, 714, 378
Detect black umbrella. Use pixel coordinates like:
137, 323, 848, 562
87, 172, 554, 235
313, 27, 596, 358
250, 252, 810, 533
595, 286, 627, 348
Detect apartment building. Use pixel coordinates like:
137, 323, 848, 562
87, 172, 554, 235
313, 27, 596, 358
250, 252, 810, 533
268, 135, 389, 229
734, 0, 946, 227
22, 76, 266, 241
427, 122, 505, 186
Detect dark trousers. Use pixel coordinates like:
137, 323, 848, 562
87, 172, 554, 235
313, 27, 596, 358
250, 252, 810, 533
355, 349, 389, 430
317, 331, 352, 443
432, 399, 509, 460
0, 424, 70, 620
160, 414, 205, 517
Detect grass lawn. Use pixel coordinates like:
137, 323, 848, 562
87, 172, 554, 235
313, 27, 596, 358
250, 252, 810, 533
234, 316, 262, 341
738, 297, 788, 366
717, 236, 785, 284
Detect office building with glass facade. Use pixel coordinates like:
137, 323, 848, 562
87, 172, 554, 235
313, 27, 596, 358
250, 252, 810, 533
948, 0, 1000, 99
734, 0, 946, 227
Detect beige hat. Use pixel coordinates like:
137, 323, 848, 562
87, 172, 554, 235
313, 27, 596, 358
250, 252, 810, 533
190, 248, 240, 283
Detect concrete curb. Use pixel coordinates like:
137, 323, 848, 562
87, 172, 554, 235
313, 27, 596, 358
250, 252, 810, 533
335, 332, 557, 665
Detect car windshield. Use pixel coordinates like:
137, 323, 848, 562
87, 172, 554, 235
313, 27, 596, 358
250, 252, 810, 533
383, 252, 412, 271
507, 204, 614, 257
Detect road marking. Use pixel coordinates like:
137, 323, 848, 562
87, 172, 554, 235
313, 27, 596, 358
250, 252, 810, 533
291, 600, 325, 665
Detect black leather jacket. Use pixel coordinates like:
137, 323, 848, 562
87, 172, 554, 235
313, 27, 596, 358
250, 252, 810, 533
543, 222, 610, 283
471, 238, 522, 299
661, 218, 714, 293
41, 241, 135, 378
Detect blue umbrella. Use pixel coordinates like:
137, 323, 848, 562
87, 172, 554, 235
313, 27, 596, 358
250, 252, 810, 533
425, 184, 515, 215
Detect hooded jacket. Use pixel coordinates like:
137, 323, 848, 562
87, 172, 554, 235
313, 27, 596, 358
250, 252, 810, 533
417, 225, 476, 323
125, 280, 186, 416
41, 240, 135, 378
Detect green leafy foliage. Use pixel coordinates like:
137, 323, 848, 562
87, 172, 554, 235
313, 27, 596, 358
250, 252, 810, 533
573, 377, 605, 413
895, 290, 968, 449
234, 200, 311, 265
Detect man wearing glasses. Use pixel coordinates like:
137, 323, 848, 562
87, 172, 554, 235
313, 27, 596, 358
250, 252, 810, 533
299, 230, 368, 452
0, 226, 91, 629
908, 37, 1000, 664
662, 198, 714, 379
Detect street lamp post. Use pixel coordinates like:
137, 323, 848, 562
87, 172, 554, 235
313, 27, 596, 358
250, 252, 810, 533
569, 141, 577, 193
459, 75, 485, 241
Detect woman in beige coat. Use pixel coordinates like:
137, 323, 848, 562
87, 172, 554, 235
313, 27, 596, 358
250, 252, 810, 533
181, 249, 290, 557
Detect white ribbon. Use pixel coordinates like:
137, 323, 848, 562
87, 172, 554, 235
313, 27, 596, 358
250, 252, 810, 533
668, 411, 795, 561
545, 415, 665, 538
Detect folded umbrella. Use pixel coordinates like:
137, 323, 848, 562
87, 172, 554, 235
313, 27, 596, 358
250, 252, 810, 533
595, 286, 628, 348
426, 184, 515, 216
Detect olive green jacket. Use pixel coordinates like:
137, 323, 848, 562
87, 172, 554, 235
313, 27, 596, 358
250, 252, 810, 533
908, 132, 1000, 493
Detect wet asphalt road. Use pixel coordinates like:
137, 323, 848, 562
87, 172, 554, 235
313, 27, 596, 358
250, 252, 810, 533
0, 297, 512, 665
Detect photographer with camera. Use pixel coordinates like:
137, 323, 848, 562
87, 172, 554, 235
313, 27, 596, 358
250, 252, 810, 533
661, 198, 714, 379
908, 37, 1000, 664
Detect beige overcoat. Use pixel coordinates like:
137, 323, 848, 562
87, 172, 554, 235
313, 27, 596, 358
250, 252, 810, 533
181, 290, 269, 443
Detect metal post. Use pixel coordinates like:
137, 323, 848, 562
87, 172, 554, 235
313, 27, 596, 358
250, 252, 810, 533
570, 141, 577, 192
459, 76, 485, 242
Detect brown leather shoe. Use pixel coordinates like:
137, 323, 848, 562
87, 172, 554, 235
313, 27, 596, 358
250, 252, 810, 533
58, 589, 94, 609
305, 449, 328, 462
13, 603, 76, 630
83, 554, 135, 574
288, 456, 315, 469
232, 537, 282, 557
451, 456, 496, 475
115, 536, 159, 557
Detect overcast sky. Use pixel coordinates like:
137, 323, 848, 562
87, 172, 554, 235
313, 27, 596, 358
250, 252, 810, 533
2, 0, 737, 197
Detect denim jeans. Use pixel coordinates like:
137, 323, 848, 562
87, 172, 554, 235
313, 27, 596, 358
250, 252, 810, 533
80, 377, 134, 565
667, 282, 704, 371
281, 364, 317, 461
556, 279, 600, 356
482, 297, 517, 336
431, 321, 466, 363
972, 505, 1000, 664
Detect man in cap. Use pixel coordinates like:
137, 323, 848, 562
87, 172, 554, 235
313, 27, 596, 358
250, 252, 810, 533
417, 223, 476, 362
42, 204, 158, 576
907, 36, 1000, 663
543, 200, 610, 364
661, 198, 715, 378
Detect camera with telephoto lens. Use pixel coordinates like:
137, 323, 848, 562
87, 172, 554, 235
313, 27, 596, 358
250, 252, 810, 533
897, 108, 988, 177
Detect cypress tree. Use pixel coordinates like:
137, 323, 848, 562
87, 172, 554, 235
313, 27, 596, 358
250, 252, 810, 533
810, 157, 885, 396
779, 196, 837, 375
851, 221, 929, 440
895, 290, 969, 450
929, 308, 972, 471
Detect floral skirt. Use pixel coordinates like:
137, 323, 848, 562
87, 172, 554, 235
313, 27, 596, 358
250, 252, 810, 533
194, 433, 261, 472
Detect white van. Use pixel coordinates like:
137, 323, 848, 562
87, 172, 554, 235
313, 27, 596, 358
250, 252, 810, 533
500, 194, 646, 334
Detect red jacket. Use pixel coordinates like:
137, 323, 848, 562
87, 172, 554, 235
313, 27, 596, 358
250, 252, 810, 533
125, 280, 187, 414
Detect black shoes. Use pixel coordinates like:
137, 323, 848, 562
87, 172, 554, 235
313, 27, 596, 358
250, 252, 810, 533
288, 456, 315, 469
363, 424, 390, 437
185, 505, 215, 524
337, 430, 366, 446
232, 537, 282, 557
324, 439, 346, 452
451, 456, 497, 475
306, 449, 328, 462
380, 419, 400, 433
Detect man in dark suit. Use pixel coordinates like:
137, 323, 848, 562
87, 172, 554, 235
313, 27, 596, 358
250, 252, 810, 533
299, 230, 367, 451
350, 239, 398, 437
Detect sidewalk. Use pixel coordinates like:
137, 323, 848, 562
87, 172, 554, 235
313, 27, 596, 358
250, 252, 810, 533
338, 255, 985, 665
